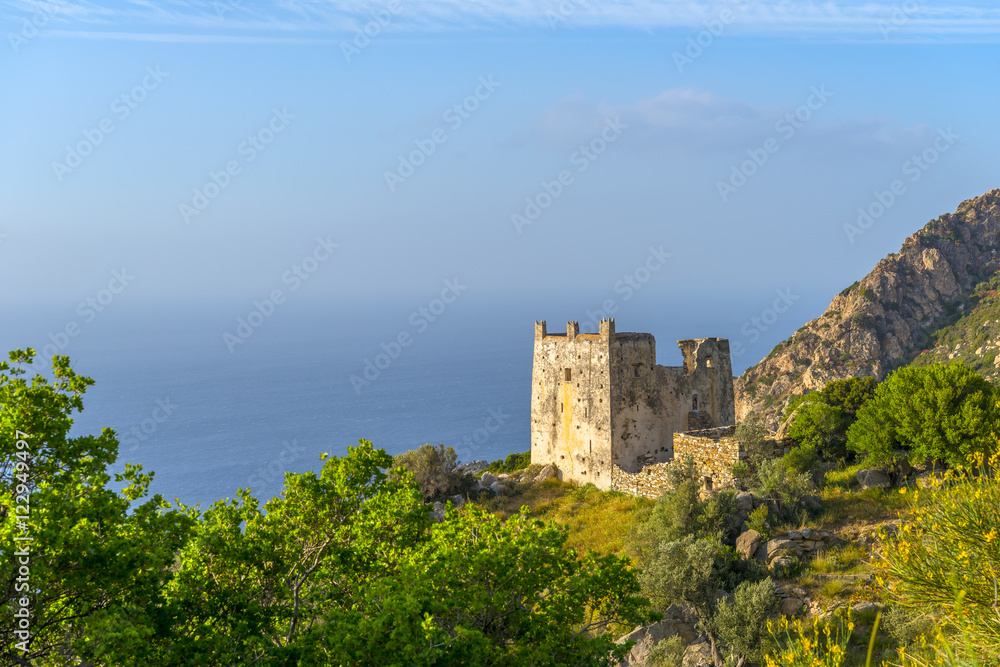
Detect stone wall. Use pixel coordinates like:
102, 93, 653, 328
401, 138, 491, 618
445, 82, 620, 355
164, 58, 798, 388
610, 426, 744, 498
673, 426, 743, 491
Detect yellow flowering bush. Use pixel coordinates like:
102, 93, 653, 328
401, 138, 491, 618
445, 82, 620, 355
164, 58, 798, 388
877, 452, 1000, 662
764, 615, 853, 667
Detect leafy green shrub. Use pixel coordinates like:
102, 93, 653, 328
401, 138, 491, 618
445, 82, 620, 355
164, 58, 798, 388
736, 412, 770, 460
713, 577, 781, 665
730, 460, 751, 486
753, 458, 813, 520
783, 377, 876, 461
394, 443, 475, 500
648, 635, 685, 667
782, 442, 819, 474
485, 450, 531, 474
847, 363, 999, 468
747, 505, 771, 540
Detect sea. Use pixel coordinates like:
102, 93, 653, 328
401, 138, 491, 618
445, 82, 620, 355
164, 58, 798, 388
2, 296, 767, 508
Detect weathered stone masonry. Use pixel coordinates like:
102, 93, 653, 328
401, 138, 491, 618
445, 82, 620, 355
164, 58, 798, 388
609, 427, 744, 498
530, 318, 736, 492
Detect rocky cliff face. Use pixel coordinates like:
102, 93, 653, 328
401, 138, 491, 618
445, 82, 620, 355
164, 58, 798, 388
735, 188, 1000, 429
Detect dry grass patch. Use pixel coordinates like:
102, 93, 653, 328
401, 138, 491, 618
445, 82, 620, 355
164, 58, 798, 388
481, 479, 653, 559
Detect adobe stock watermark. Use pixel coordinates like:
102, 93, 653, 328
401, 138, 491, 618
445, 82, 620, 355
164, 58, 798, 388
51, 66, 169, 182
673, 0, 754, 73
384, 75, 502, 192
41, 268, 135, 358
350, 278, 467, 394
879, 0, 921, 39
12, 430, 32, 654
843, 127, 959, 244
545, 0, 590, 28
731, 288, 799, 358
223, 235, 339, 352
581, 245, 672, 331
454, 407, 510, 464
179, 107, 294, 224
120, 397, 179, 453
716, 85, 832, 202
340, 0, 403, 63
247, 439, 307, 494
512, 116, 628, 234
8, 1, 59, 53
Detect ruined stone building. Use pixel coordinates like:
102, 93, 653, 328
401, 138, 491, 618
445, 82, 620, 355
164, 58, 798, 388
530, 319, 736, 491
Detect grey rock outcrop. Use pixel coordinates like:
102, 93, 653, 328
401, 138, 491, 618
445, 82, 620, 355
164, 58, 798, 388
735, 189, 1000, 427
857, 468, 892, 489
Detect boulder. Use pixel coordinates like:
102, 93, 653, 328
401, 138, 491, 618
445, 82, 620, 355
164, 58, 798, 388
799, 494, 823, 513
856, 468, 891, 489
682, 640, 714, 667
894, 455, 913, 480
615, 605, 698, 666
788, 530, 803, 540
765, 538, 803, 561
780, 597, 804, 616
456, 459, 489, 475
430, 501, 446, 521
800, 527, 814, 539
490, 481, 502, 494
449, 494, 466, 509
735, 491, 756, 512
534, 464, 555, 483
770, 555, 797, 572
480, 471, 497, 487
852, 602, 884, 615
735, 529, 762, 560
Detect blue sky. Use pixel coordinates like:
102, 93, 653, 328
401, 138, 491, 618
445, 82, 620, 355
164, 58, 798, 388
1, 0, 998, 368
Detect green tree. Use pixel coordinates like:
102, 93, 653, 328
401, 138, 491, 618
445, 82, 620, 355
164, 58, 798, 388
0, 350, 193, 665
847, 363, 999, 468
394, 443, 474, 500
784, 376, 877, 460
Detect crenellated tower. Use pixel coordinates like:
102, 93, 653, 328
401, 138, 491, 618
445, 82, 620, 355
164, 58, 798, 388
530, 319, 735, 490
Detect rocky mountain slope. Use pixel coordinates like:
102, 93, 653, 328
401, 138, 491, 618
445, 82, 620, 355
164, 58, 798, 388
735, 188, 1000, 429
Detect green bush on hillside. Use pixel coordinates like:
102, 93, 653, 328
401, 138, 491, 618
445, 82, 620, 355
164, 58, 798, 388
784, 376, 877, 461
485, 450, 532, 474
847, 363, 999, 468
394, 442, 475, 500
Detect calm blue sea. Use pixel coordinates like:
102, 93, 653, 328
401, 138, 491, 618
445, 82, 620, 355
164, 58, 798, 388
2, 296, 768, 508
3, 300, 537, 508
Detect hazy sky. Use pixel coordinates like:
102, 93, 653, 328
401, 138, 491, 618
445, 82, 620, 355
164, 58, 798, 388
2, 0, 998, 367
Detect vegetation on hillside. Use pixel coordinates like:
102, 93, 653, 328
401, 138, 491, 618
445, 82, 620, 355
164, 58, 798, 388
912, 272, 1000, 381
0, 350, 654, 666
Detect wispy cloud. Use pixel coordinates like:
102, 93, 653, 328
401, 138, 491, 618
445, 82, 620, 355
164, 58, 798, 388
3, 0, 1000, 41
510, 88, 935, 156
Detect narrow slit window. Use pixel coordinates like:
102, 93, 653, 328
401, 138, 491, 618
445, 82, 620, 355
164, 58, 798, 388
564, 368, 572, 381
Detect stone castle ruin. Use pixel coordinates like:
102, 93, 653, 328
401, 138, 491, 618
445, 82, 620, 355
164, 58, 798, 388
530, 318, 738, 493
